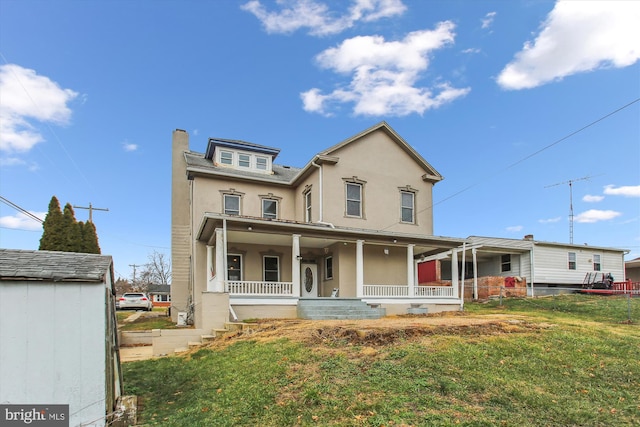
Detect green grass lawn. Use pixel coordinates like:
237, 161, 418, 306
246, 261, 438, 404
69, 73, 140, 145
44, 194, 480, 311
122, 295, 640, 426
117, 308, 178, 331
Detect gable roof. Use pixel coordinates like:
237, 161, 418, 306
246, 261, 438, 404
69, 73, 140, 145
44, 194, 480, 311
186, 121, 442, 186
0, 249, 113, 283
318, 121, 443, 182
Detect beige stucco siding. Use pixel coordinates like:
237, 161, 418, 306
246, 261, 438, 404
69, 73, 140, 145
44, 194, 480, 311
320, 130, 435, 233
192, 176, 297, 220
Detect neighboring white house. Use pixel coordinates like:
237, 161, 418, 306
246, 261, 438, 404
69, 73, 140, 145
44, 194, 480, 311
0, 249, 123, 427
462, 235, 628, 291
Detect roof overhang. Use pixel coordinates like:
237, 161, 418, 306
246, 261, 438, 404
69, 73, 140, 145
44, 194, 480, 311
196, 213, 467, 257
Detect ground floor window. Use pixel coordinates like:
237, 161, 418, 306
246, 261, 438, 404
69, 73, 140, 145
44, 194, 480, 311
264, 255, 279, 282
227, 254, 243, 280
153, 294, 171, 302
568, 252, 576, 270
501, 254, 511, 272
325, 256, 333, 280
593, 254, 601, 271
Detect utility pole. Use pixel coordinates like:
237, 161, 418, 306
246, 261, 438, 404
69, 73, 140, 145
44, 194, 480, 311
545, 175, 596, 244
129, 263, 143, 291
73, 202, 109, 223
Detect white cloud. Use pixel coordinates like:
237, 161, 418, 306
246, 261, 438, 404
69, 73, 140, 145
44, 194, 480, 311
603, 184, 640, 197
497, 1, 640, 90
0, 64, 78, 152
301, 22, 470, 116
241, 0, 406, 36
506, 225, 523, 232
574, 209, 621, 223
0, 211, 45, 231
123, 141, 138, 152
582, 194, 604, 203
462, 48, 481, 54
539, 216, 562, 224
481, 11, 496, 29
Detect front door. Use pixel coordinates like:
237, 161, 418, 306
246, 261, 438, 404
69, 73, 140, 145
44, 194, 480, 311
301, 263, 318, 297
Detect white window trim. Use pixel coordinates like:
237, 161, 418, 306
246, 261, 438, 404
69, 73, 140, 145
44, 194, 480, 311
216, 149, 272, 173
400, 190, 415, 224
345, 182, 363, 218
568, 252, 577, 270
304, 189, 312, 222
262, 198, 278, 219
223, 193, 241, 215
593, 254, 601, 271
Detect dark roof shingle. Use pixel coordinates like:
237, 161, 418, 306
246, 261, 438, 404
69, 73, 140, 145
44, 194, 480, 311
0, 249, 113, 282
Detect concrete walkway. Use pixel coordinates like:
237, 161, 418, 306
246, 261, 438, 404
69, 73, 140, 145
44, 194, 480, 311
119, 346, 155, 362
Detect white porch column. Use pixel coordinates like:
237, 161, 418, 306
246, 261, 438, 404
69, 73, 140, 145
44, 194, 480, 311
213, 228, 225, 292
472, 247, 478, 300
356, 240, 364, 297
292, 234, 301, 297
407, 244, 415, 297
206, 245, 214, 292
451, 249, 459, 298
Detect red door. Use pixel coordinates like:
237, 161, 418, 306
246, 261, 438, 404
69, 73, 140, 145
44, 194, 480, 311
418, 260, 437, 284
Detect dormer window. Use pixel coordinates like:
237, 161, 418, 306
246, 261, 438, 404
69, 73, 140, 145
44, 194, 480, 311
206, 137, 280, 175
238, 153, 251, 168
220, 150, 233, 165
256, 156, 268, 170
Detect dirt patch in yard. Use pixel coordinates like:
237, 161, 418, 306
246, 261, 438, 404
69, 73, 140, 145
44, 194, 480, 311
203, 312, 550, 350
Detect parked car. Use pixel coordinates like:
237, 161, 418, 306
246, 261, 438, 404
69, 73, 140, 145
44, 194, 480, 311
118, 293, 153, 311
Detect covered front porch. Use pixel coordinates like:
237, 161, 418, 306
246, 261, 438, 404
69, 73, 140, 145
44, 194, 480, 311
193, 214, 471, 320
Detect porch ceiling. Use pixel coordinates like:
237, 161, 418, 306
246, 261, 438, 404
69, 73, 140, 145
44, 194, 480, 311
197, 213, 466, 256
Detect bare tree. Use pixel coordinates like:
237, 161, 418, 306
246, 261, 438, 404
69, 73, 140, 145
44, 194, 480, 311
140, 250, 172, 287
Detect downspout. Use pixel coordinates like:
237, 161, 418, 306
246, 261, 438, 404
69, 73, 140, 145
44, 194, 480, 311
311, 161, 335, 228
530, 244, 535, 297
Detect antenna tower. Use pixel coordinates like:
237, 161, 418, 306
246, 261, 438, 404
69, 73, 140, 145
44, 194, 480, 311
545, 175, 596, 244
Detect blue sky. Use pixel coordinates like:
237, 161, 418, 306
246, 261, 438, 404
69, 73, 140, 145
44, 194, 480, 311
1, 0, 638, 280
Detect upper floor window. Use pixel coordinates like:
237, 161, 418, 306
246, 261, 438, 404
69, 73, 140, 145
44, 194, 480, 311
304, 189, 312, 222
346, 182, 362, 217
568, 252, 576, 270
262, 199, 278, 219
224, 194, 241, 215
256, 156, 268, 170
263, 256, 280, 282
501, 254, 511, 272
220, 150, 233, 165
400, 191, 415, 223
238, 153, 251, 168
593, 254, 601, 271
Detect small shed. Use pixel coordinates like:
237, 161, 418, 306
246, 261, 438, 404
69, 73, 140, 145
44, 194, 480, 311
0, 249, 123, 427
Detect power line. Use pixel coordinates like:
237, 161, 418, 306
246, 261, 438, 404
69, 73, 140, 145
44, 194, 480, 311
379, 96, 640, 233
0, 195, 44, 224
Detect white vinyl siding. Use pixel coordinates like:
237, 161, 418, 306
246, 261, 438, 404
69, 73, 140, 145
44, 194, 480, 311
533, 246, 624, 285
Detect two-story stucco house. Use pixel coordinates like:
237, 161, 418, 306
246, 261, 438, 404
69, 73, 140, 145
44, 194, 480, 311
171, 122, 470, 330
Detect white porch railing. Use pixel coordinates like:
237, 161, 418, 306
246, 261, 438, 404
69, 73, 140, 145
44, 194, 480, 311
226, 281, 294, 296
414, 285, 455, 297
363, 284, 455, 298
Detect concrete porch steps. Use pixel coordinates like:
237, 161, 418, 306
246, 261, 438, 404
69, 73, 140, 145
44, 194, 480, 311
172, 322, 250, 354
297, 298, 386, 320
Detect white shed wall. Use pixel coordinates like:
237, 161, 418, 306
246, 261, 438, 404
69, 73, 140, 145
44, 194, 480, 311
0, 281, 106, 427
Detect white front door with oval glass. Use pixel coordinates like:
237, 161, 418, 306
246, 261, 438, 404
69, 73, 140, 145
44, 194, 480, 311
301, 263, 318, 297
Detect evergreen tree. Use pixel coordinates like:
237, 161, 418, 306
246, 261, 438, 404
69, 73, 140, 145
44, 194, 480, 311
80, 221, 101, 254
39, 196, 103, 254
61, 203, 82, 252
39, 196, 65, 250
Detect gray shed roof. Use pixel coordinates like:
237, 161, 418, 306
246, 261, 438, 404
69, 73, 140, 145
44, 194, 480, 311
0, 249, 113, 282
